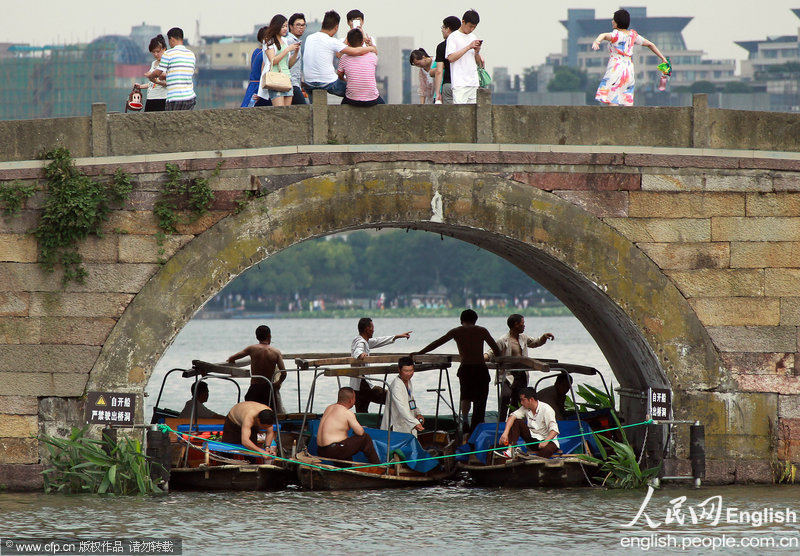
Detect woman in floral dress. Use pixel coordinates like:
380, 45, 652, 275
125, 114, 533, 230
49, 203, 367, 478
593, 9, 668, 106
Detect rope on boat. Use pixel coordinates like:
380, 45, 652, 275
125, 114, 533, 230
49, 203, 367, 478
157, 418, 654, 473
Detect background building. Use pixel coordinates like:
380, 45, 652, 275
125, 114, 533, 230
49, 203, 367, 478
129, 22, 162, 55
0, 41, 147, 120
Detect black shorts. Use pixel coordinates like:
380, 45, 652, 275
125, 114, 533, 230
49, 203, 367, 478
144, 99, 166, 112
457, 363, 490, 402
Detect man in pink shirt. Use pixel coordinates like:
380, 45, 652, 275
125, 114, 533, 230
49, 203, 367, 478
337, 29, 385, 106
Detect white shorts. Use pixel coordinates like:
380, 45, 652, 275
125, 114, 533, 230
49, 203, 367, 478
453, 86, 478, 105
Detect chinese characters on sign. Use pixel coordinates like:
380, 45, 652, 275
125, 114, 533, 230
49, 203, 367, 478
648, 387, 671, 420
85, 392, 136, 425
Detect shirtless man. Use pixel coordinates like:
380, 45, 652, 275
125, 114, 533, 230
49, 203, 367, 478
228, 325, 287, 412
316, 387, 380, 464
221, 400, 276, 458
413, 309, 501, 435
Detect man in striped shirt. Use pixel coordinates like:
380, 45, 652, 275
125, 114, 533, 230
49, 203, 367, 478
155, 27, 197, 111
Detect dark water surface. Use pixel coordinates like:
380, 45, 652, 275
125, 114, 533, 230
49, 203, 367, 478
2, 485, 799, 554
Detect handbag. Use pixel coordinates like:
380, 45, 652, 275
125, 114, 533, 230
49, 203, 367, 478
477, 67, 492, 88
261, 48, 292, 92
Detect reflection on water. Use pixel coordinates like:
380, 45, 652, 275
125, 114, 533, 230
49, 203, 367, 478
146, 316, 614, 418
2, 486, 799, 553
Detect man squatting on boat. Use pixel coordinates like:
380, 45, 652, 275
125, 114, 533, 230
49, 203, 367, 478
497, 387, 560, 459
221, 400, 277, 458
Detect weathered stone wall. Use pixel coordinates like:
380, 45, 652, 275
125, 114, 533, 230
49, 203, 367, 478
1, 96, 799, 488
6, 92, 800, 161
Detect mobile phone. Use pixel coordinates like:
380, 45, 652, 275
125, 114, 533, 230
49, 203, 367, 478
353, 19, 362, 28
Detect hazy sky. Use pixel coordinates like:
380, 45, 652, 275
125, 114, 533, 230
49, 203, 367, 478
5, 0, 800, 73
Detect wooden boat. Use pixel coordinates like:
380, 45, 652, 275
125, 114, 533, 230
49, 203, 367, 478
286, 357, 462, 490
458, 357, 609, 488
169, 462, 292, 491
459, 453, 599, 488
150, 360, 297, 492
151, 355, 463, 492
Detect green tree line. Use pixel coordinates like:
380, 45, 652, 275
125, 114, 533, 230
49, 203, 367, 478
211, 230, 558, 310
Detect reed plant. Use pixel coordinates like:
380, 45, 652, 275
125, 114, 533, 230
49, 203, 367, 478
568, 383, 660, 488
565, 384, 614, 413
39, 426, 164, 495
578, 435, 661, 489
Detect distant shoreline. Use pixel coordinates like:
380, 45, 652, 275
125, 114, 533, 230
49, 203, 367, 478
195, 305, 571, 320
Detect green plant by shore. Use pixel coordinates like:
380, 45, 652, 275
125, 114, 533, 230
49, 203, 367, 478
39, 426, 163, 495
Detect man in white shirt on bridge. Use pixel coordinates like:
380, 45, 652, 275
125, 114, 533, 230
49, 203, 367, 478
445, 9, 484, 105
350, 317, 412, 412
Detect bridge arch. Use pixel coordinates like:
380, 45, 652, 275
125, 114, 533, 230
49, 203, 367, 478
88, 167, 723, 429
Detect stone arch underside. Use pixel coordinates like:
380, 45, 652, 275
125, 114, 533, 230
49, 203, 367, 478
88, 167, 724, 426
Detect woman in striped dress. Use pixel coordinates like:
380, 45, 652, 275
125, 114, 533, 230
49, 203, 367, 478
592, 9, 668, 106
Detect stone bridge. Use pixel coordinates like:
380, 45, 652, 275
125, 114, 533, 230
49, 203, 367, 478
1, 92, 799, 489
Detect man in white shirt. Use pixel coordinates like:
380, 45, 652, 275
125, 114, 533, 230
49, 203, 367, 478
445, 9, 484, 105
287, 13, 307, 105
303, 10, 377, 97
498, 387, 560, 459
381, 357, 425, 437
350, 317, 412, 412
485, 313, 555, 420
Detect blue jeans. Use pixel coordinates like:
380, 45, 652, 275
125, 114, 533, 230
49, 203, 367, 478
305, 80, 347, 97
291, 85, 307, 105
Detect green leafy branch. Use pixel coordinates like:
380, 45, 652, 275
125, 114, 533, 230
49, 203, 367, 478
154, 161, 219, 235
34, 148, 133, 285
0, 181, 37, 218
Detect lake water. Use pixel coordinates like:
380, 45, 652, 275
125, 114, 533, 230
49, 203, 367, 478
5, 317, 799, 554
2, 486, 799, 554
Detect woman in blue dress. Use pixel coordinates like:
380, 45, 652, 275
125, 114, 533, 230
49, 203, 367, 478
241, 27, 268, 107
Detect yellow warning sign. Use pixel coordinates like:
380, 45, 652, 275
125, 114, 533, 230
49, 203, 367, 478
96, 395, 107, 406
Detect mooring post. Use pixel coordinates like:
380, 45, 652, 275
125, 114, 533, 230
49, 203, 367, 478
311, 89, 328, 145
646, 422, 665, 474
146, 426, 172, 490
476, 87, 493, 143
689, 422, 705, 487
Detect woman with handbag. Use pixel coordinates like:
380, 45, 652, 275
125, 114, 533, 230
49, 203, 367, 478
260, 14, 300, 107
